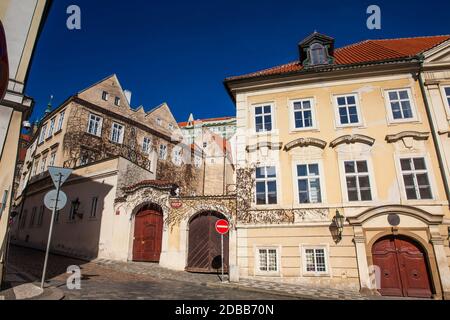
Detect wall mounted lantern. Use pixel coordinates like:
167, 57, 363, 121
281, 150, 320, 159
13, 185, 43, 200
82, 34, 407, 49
333, 210, 346, 241
72, 198, 82, 219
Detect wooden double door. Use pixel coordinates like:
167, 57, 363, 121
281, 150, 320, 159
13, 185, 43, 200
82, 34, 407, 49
186, 212, 229, 273
132, 209, 163, 262
372, 235, 432, 298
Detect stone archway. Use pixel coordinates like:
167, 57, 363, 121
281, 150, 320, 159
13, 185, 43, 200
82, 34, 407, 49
347, 205, 448, 299
132, 203, 164, 262
371, 234, 433, 298
186, 211, 229, 273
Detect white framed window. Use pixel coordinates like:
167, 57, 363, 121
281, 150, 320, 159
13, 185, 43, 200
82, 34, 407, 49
254, 105, 273, 133
87, 114, 103, 137
290, 99, 316, 130
159, 144, 168, 160
334, 94, 362, 127
257, 248, 279, 273
142, 137, 152, 154
310, 43, 327, 65
114, 97, 120, 106
47, 118, 56, 138
111, 122, 124, 144
442, 86, 450, 115
32, 160, 39, 176
56, 110, 65, 132
172, 147, 183, 166
156, 118, 162, 126
302, 246, 329, 275
255, 166, 277, 205
29, 207, 37, 227
343, 160, 372, 201
400, 157, 433, 200
37, 205, 44, 227
38, 124, 47, 144
90, 197, 98, 218
194, 154, 202, 168
69, 201, 77, 221
49, 151, 57, 167
294, 163, 322, 204
168, 123, 174, 131
102, 91, 109, 101
40, 156, 47, 174
385, 88, 417, 122
20, 210, 27, 229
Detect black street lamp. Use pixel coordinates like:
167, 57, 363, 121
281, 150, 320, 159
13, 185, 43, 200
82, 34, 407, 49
72, 198, 81, 217
333, 210, 346, 241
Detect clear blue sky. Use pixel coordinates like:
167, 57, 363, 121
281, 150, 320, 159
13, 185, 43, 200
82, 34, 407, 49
26, 0, 450, 123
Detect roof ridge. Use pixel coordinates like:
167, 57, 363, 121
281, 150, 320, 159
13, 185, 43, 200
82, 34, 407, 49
369, 34, 450, 42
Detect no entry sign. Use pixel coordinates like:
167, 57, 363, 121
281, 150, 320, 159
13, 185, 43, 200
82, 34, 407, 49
215, 219, 229, 235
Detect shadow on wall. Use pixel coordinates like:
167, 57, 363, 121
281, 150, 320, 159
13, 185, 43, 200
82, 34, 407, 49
10, 173, 114, 262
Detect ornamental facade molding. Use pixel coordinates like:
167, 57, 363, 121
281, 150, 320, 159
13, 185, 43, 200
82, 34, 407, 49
385, 131, 430, 143
329, 134, 375, 148
284, 137, 327, 151
246, 141, 283, 153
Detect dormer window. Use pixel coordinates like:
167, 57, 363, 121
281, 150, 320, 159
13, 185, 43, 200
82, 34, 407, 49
298, 32, 335, 68
310, 43, 327, 65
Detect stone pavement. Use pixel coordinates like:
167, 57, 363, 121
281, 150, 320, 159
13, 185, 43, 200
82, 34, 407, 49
1, 264, 64, 300
213, 278, 368, 300
94, 258, 368, 300
6, 245, 294, 300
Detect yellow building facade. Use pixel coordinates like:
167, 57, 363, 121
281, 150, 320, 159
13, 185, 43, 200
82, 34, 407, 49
225, 33, 450, 299
0, 0, 51, 284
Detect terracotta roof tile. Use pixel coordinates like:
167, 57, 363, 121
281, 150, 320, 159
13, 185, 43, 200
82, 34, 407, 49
226, 35, 450, 81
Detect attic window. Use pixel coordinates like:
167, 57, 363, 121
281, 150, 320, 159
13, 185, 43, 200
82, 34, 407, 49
102, 91, 109, 101
115, 97, 120, 106
310, 43, 327, 65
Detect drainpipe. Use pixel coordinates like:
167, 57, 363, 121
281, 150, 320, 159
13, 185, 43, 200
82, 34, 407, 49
418, 57, 450, 207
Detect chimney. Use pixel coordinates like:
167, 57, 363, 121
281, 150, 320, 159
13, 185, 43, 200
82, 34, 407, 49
124, 90, 132, 105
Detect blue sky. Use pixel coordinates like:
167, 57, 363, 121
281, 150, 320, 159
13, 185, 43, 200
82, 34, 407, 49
26, 0, 450, 123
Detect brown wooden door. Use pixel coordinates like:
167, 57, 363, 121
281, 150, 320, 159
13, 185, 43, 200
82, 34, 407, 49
372, 236, 432, 298
133, 210, 163, 262
186, 212, 229, 273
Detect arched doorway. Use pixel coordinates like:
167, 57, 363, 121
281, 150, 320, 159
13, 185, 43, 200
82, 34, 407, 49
132, 204, 163, 262
186, 211, 229, 273
372, 235, 432, 298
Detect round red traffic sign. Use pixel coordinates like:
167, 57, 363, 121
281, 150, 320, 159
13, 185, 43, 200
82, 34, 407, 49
215, 219, 229, 235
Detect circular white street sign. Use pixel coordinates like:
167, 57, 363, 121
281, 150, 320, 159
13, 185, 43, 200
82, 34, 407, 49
44, 190, 67, 211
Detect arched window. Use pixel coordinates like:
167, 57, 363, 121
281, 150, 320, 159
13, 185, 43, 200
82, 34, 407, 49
310, 43, 327, 65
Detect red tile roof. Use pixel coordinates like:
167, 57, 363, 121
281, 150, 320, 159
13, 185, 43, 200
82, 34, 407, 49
178, 116, 235, 128
226, 35, 450, 81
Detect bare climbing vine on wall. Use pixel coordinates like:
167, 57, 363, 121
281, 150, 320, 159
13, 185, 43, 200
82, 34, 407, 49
62, 105, 151, 169
236, 166, 330, 225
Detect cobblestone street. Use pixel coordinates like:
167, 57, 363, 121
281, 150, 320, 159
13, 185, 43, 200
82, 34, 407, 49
6, 245, 297, 300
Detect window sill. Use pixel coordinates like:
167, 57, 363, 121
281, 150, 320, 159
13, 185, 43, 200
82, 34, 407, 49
85, 132, 102, 139
289, 127, 319, 134
335, 123, 365, 130
255, 272, 280, 277
252, 204, 282, 210
302, 272, 330, 278
386, 119, 421, 126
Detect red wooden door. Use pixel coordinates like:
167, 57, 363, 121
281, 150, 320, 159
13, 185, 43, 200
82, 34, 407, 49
186, 212, 229, 273
133, 210, 163, 262
372, 236, 432, 298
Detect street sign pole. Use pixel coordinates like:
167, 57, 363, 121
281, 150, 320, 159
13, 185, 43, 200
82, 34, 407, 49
221, 234, 224, 283
40, 173, 62, 289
